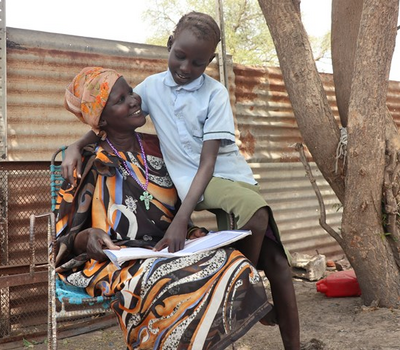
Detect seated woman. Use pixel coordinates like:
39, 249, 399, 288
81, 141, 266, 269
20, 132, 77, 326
55, 67, 273, 350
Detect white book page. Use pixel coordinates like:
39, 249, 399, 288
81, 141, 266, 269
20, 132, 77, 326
104, 230, 251, 268
177, 230, 251, 253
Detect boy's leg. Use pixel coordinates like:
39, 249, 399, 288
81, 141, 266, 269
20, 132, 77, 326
258, 238, 300, 350
196, 178, 289, 263
197, 178, 300, 349
196, 177, 270, 232
238, 206, 269, 266
240, 207, 300, 349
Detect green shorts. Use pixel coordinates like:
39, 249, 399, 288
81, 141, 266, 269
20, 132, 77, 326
195, 177, 268, 229
196, 177, 290, 264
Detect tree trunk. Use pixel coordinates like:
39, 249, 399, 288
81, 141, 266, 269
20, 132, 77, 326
332, 0, 400, 277
340, 0, 400, 306
257, 0, 345, 203
331, 0, 363, 127
258, 0, 400, 307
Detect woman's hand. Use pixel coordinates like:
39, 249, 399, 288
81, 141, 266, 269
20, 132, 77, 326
187, 227, 209, 240
74, 228, 120, 262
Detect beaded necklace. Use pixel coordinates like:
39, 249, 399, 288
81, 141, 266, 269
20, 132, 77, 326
105, 134, 153, 210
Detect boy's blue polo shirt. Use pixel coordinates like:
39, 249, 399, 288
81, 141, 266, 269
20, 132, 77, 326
134, 70, 256, 201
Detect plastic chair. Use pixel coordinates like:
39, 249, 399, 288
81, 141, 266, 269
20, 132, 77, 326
209, 208, 236, 231
29, 147, 114, 350
30, 147, 236, 349
49, 146, 67, 213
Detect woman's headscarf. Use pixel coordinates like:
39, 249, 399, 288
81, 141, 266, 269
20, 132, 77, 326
64, 67, 121, 137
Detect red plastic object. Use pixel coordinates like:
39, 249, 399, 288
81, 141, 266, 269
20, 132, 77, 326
316, 270, 362, 297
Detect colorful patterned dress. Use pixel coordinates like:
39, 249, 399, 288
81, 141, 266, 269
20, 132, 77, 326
54, 133, 272, 350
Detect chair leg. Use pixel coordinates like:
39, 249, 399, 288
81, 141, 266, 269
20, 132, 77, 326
29, 212, 57, 350
48, 212, 57, 350
48, 260, 57, 350
209, 209, 236, 230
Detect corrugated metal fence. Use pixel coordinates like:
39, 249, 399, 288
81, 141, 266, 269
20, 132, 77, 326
1, 27, 400, 343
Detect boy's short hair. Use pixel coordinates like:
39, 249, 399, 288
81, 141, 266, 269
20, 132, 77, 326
173, 11, 221, 50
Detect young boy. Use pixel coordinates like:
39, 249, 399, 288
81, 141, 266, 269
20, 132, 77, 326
63, 11, 300, 349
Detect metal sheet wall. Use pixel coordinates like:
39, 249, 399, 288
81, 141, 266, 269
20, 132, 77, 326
230, 65, 344, 257
0, 0, 6, 160
231, 65, 400, 257
6, 29, 166, 161
5, 28, 235, 161
3, 25, 400, 342
191, 161, 343, 258
5, 28, 400, 162
3, 28, 400, 263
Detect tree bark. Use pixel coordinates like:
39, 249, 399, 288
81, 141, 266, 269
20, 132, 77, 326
340, 0, 400, 306
332, 0, 400, 276
258, 0, 400, 307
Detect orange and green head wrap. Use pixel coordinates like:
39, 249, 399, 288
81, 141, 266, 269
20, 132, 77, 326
64, 67, 121, 137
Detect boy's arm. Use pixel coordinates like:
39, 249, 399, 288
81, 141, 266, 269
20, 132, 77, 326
61, 130, 100, 184
154, 139, 220, 252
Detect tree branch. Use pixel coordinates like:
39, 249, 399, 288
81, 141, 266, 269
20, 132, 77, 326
292, 0, 300, 14
295, 143, 344, 247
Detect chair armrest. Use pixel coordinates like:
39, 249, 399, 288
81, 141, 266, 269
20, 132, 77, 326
29, 212, 56, 273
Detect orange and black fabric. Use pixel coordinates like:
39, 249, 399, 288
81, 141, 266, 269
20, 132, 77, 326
54, 133, 272, 350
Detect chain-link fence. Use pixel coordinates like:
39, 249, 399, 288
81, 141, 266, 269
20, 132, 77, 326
0, 162, 51, 342
0, 161, 215, 346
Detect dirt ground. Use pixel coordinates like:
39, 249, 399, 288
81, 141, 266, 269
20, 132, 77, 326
12, 269, 400, 350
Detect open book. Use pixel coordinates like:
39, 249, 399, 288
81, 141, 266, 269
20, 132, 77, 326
104, 230, 251, 268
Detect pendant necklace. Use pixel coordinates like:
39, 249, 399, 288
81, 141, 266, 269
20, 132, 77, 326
105, 134, 153, 210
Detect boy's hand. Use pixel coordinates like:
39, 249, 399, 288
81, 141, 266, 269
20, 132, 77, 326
61, 131, 100, 184
61, 144, 83, 185
154, 220, 187, 253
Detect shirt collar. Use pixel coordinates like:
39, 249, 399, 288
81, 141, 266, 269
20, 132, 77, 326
164, 70, 205, 92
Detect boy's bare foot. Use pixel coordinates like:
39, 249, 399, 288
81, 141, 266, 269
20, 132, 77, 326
259, 303, 278, 326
